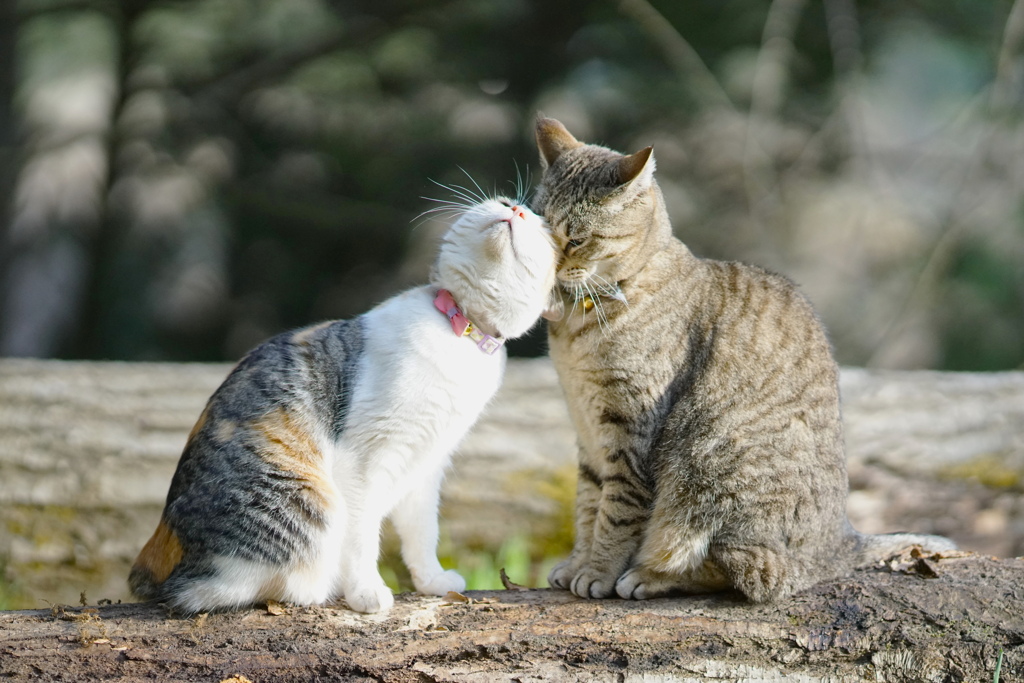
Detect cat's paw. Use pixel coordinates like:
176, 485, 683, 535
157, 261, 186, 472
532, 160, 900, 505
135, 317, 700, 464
415, 569, 466, 597
548, 559, 578, 590
569, 568, 617, 599
615, 567, 656, 600
345, 582, 395, 614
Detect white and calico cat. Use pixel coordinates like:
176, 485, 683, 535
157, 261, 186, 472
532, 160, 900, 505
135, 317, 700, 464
130, 194, 559, 614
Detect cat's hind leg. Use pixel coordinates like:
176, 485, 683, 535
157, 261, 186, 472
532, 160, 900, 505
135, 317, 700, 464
278, 510, 347, 606
616, 521, 727, 599
163, 557, 282, 614
710, 545, 793, 603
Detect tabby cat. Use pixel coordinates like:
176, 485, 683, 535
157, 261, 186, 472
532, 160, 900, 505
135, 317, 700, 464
533, 116, 955, 603
129, 194, 559, 614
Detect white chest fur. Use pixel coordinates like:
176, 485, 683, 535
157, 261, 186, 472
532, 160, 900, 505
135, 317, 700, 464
333, 286, 506, 494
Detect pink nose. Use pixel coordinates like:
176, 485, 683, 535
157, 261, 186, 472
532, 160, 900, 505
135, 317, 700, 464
511, 206, 525, 219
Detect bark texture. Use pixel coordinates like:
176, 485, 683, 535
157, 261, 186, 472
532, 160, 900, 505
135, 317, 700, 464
1, 551, 1020, 682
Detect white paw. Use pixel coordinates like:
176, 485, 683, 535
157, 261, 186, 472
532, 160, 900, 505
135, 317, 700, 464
345, 582, 394, 614
548, 559, 577, 590
615, 567, 649, 600
415, 569, 466, 597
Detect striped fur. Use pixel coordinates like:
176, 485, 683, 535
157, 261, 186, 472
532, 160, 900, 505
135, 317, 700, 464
534, 117, 955, 603
129, 197, 558, 614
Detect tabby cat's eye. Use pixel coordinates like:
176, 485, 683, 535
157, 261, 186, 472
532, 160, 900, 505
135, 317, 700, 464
566, 238, 586, 249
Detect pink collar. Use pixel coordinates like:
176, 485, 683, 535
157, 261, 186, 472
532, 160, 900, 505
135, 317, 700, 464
433, 289, 504, 355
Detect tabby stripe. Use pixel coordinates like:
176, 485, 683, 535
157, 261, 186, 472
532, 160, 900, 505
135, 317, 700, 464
607, 450, 652, 490
578, 463, 603, 486
603, 473, 639, 487
599, 510, 648, 528
599, 409, 647, 437
607, 491, 652, 510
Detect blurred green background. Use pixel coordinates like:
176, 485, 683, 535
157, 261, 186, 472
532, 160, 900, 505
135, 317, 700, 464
1, 0, 1022, 369
1, 0, 1024, 604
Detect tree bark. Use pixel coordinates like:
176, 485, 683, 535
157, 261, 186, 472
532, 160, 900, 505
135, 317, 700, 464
1, 551, 1020, 682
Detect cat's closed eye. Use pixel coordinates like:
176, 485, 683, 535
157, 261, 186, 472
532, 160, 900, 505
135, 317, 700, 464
565, 237, 587, 251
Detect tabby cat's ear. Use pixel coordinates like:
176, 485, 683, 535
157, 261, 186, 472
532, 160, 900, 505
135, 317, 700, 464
615, 146, 655, 187
536, 116, 581, 169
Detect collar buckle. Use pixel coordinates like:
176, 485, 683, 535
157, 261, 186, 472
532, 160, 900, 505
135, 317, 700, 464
433, 289, 505, 355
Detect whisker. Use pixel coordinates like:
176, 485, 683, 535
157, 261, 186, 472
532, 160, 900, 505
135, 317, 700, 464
447, 186, 484, 207
590, 273, 628, 306
458, 167, 490, 204
412, 208, 462, 224
430, 179, 483, 208
428, 185, 483, 211
512, 160, 531, 206
585, 281, 609, 332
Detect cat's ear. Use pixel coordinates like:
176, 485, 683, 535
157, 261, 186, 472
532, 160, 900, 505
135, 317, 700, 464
536, 116, 581, 170
541, 288, 564, 322
615, 146, 655, 187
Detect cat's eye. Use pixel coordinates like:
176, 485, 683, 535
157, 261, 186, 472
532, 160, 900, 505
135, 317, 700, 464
497, 198, 512, 207
566, 237, 587, 250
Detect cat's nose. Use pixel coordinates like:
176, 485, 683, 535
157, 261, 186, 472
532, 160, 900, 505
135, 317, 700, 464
510, 206, 526, 220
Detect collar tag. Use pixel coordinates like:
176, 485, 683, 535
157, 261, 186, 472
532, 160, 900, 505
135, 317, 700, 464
433, 289, 504, 355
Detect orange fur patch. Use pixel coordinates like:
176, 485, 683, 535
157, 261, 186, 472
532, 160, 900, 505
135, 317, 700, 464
253, 408, 334, 512
133, 519, 184, 585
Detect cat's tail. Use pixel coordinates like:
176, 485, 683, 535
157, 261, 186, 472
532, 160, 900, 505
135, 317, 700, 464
127, 564, 164, 601
851, 530, 958, 567
128, 516, 182, 602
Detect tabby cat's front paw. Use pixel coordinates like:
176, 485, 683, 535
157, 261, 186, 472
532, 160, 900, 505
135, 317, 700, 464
345, 582, 395, 613
569, 568, 618, 599
615, 567, 658, 600
548, 559, 578, 590
415, 569, 466, 597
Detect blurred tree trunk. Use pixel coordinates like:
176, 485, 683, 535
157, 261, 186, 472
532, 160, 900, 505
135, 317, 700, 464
0, 0, 18, 316
73, 1, 148, 360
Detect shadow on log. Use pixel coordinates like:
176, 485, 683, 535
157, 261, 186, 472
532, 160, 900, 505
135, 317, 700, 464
1, 551, 1021, 681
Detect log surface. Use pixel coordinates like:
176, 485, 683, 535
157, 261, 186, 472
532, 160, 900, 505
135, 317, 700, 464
1, 552, 1020, 682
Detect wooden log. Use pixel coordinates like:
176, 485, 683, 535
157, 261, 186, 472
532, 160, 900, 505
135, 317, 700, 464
1, 359, 1023, 609
0, 551, 1020, 682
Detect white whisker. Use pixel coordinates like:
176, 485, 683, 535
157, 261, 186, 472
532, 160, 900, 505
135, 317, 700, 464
512, 161, 534, 207
429, 179, 483, 208
590, 273, 628, 306
584, 280, 610, 332
458, 167, 490, 204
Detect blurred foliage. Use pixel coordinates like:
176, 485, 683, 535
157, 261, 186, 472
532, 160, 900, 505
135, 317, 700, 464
0, 556, 26, 611
1, 0, 1023, 368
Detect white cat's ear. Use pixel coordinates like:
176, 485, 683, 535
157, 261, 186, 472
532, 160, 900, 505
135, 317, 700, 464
536, 116, 581, 170
615, 146, 655, 187
541, 288, 564, 322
